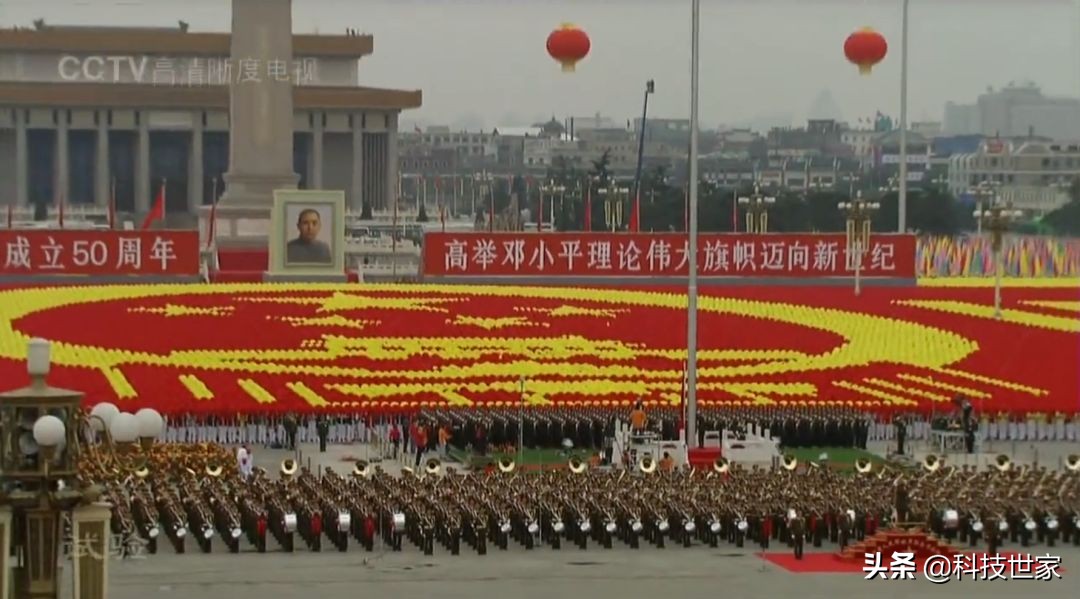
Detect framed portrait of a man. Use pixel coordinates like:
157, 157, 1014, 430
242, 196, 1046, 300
269, 190, 346, 275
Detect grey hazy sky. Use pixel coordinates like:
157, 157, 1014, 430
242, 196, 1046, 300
2, 0, 1077, 129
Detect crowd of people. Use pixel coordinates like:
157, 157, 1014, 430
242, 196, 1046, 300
157, 405, 1080, 454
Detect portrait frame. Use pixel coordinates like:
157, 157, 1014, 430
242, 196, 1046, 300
269, 190, 346, 275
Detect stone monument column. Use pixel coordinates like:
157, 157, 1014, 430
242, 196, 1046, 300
219, 0, 299, 207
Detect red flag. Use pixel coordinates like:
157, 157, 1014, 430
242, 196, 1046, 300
141, 181, 166, 230
107, 179, 116, 230
628, 190, 641, 233
584, 183, 592, 232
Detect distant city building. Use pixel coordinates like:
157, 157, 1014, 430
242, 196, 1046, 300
633, 117, 690, 145
946, 138, 1076, 212
871, 130, 933, 183
765, 119, 850, 159
700, 155, 861, 192
943, 82, 1080, 140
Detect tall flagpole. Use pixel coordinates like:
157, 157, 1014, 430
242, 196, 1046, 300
897, 0, 910, 233
685, 0, 701, 450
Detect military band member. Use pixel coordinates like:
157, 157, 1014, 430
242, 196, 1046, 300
789, 511, 805, 560
316, 417, 330, 453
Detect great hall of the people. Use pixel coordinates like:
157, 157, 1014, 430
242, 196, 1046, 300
0, 25, 422, 222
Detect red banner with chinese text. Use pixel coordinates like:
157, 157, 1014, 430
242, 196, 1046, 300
0, 230, 200, 276
423, 232, 917, 278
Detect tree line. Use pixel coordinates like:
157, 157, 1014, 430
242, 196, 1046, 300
525, 151, 1078, 237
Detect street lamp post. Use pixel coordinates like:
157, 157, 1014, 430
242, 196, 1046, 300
838, 193, 880, 296
737, 184, 776, 233
975, 203, 1023, 319
540, 181, 566, 231
968, 181, 999, 235
597, 183, 629, 232
0, 339, 162, 599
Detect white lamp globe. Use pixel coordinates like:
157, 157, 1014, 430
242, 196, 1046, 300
32, 415, 66, 447
135, 408, 164, 439
89, 403, 120, 432
110, 412, 140, 444
27, 338, 51, 377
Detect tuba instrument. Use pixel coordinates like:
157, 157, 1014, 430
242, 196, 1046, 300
639, 455, 657, 474
993, 454, 1011, 472
568, 456, 587, 474
782, 454, 798, 471
713, 457, 730, 474
1066, 454, 1080, 472
855, 458, 873, 474
280, 458, 298, 479
922, 454, 942, 472
425, 458, 442, 477
497, 456, 516, 474
353, 460, 371, 478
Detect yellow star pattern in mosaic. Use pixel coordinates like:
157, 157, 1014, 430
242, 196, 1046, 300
516, 304, 629, 319
450, 314, 544, 330
128, 304, 235, 318
272, 315, 380, 330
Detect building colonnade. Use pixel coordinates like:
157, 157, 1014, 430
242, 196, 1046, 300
2, 107, 397, 216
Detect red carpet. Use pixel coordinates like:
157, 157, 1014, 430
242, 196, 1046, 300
758, 551, 1066, 575
758, 552, 864, 573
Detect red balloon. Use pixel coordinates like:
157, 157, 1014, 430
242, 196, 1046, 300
844, 27, 888, 75
546, 23, 591, 72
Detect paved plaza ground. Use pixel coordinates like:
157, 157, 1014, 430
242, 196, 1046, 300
97, 542, 1078, 599
67, 438, 1080, 599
